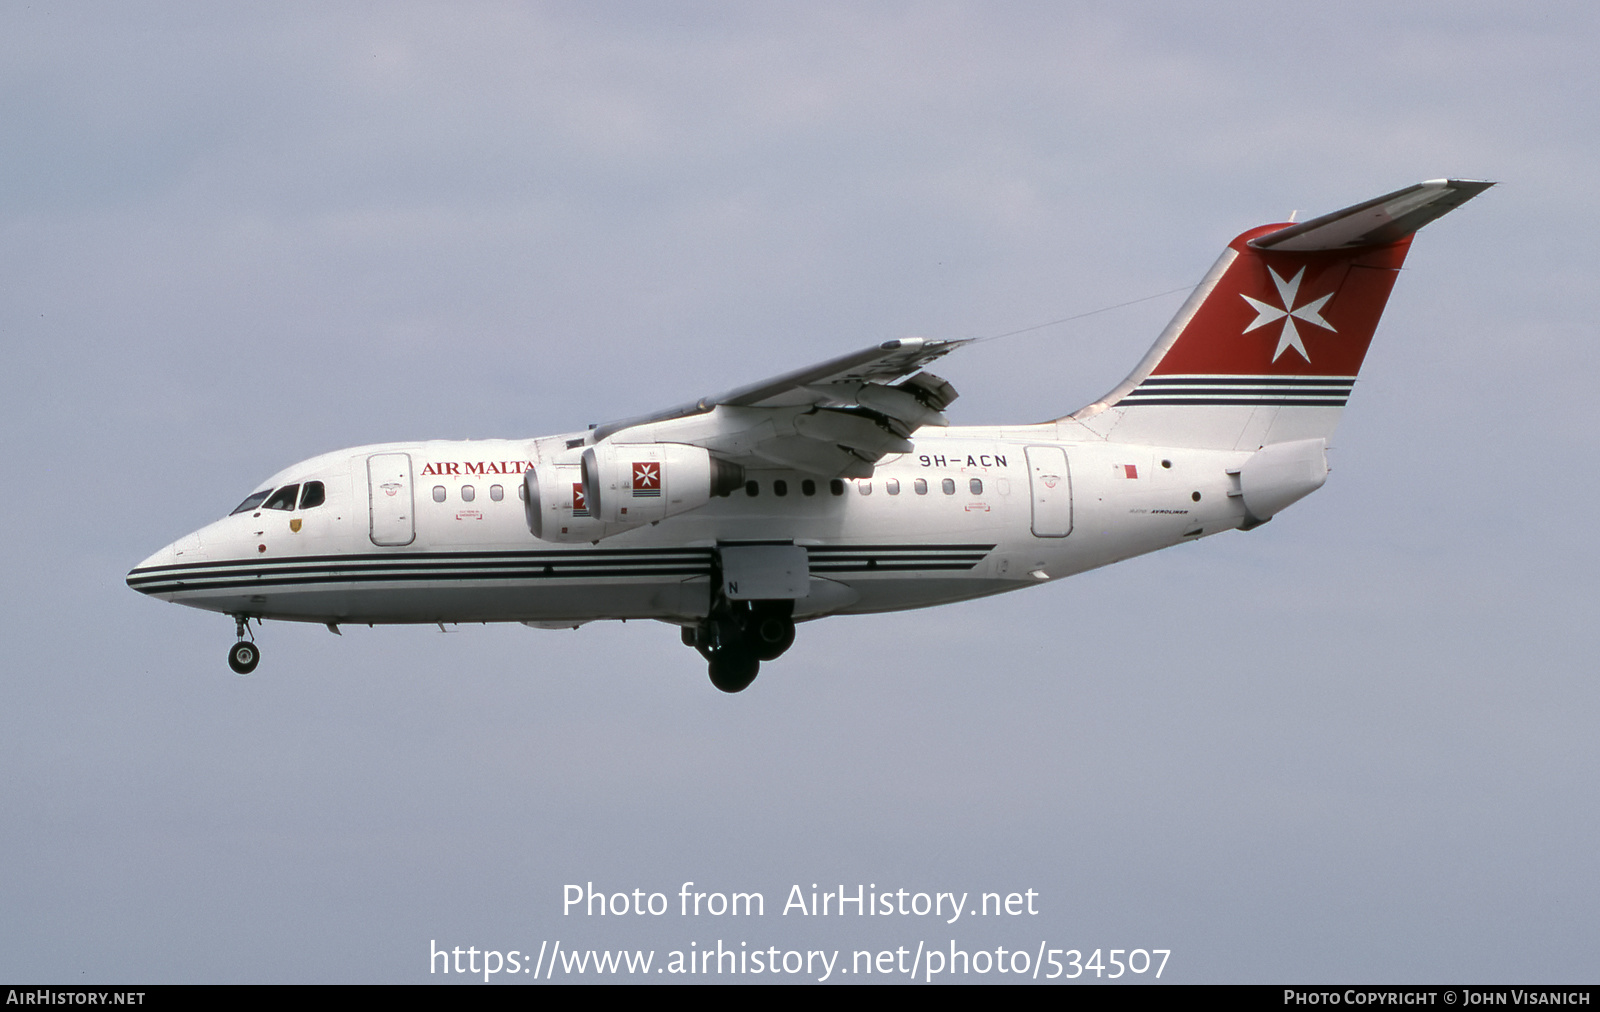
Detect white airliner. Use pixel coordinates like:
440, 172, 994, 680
129, 180, 1490, 692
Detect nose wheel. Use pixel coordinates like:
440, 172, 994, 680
228, 640, 261, 675
228, 616, 260, 675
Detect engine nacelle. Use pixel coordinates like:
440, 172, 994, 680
524, 463, 609, 542
581, 442, 743, 526
524, 443, 742, 542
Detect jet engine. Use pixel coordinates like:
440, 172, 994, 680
524, 443, 742, 542
523, 463, 607, 542
582, 442, 744, 524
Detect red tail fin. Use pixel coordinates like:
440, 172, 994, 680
1070, 180, 1491, 449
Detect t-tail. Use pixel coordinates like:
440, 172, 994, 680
1068, 179, 1493, 452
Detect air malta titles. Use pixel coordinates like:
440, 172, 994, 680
420, 460, 534, 477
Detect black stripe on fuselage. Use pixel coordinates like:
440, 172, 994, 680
127, 549, 715, 594
806, 543, 992, 574
127, 544, 996, 595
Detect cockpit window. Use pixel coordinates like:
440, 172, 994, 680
230, 491, 271, 515
299, 481, 326, 510
263, 484, 300, 511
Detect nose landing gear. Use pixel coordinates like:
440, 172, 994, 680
227, 616, 260, 675
682, 601, 795, 693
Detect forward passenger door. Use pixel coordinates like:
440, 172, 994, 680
367, 453, 416, 547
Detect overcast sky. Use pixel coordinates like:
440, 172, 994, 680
3, 2, 1597, 984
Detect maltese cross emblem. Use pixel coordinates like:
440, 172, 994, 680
1241, 267, 1337, 363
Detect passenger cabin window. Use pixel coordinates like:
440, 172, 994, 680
801, 479, 816, 496
858, 482, 872, 496
942, 478, 955, 495
914, 478, 928, 495
887, 479, 901, 495
490, 485, 504, 501
231, 491, 271, 515
263, 484, 300, 511
970, 478, 983, 495
461, 485, 475, 502
432, 486, 446, 503
518, 484, 527, 501
831, 479, 845, 496
773, 480, 788, 497
299, 481, 325, 510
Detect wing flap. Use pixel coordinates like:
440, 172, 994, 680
719, 338, 966, 407
590, 338, 971, 477
592, 338, 968, 442
793, 409, 916, 458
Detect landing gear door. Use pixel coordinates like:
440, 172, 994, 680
1026, 445, 1073, 538
720, 544, 809, 600
367, 452, 416, 547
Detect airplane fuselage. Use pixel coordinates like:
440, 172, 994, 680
127, 425, 1256, 628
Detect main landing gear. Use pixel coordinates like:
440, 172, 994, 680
682, 601, 796, 693
227, 616, 260, 675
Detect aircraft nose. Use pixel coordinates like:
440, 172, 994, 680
127, 531, 204, 595
127, 543, 178, 595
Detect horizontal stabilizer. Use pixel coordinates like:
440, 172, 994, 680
1251, 179, 1494, 252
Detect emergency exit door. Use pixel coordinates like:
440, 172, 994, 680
1025, 445, 1073, 538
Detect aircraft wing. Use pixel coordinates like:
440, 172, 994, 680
590, 337, 972, 478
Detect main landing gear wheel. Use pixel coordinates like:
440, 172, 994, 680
694, 617, 761, 693
707, 648, 760, 693
751, 614, 795, 662
228, 640, 260, 675
683, 602, 797, 692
